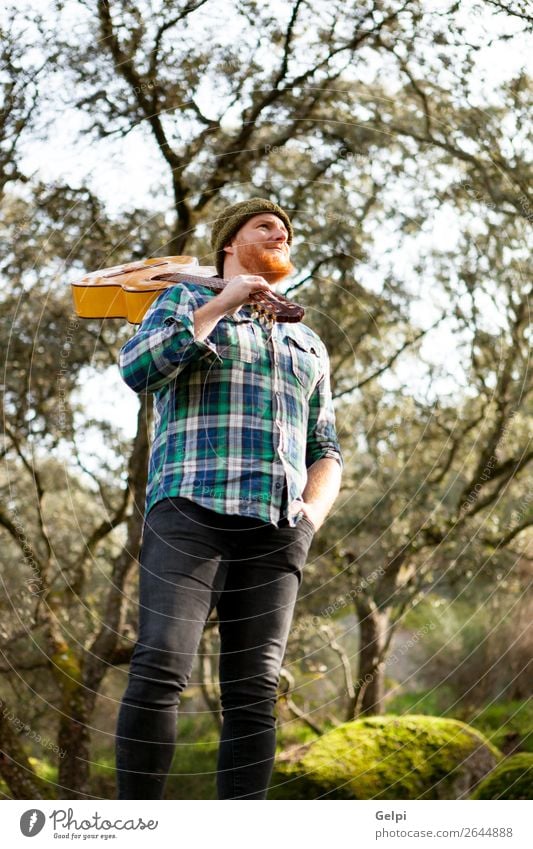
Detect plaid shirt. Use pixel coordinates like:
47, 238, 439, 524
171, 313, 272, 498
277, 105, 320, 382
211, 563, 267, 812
118, 280, 342, 527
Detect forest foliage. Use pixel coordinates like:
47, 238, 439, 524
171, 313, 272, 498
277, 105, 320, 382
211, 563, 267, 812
0, 0, 531, 798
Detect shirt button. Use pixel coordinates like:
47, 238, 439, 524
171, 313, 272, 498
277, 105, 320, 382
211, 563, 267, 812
275, 482, 282, 489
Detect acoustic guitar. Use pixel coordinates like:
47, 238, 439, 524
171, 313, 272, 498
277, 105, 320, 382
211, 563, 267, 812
70, 255, 304, 324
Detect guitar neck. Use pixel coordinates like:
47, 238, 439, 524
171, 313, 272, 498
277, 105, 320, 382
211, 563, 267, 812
156, 271, 226, 292
153, 270, 304, 323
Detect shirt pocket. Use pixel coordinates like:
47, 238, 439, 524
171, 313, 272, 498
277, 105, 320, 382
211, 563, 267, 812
286, 334, 321, 394
214, 319, 259, 364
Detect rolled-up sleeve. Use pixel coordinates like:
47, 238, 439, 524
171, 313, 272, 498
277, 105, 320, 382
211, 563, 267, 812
118, 284, 222, 394
305, 353, 343, 470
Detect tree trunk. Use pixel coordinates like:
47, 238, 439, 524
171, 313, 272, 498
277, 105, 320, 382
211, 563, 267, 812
0, 700, 48, 799
198, 627, 222, 731
56, 686, 94, 798
167, 225, 191, 257
57, 396, 152, 795
347, 597, 389, 720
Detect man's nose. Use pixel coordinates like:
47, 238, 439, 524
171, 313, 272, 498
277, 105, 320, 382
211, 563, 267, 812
272, 227, 287, 242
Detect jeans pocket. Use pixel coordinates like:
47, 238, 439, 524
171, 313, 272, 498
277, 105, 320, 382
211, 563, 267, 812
299, 514, 316, 535
145, 496, 206, 536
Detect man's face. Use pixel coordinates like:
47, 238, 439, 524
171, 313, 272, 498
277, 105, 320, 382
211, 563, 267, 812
224, 213, 294, 282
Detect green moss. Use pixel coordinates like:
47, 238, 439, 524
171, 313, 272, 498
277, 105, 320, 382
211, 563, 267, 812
28, 756, 58, 783
471, 754, 533, 800
271, 715, 500, 800
24, 758, 59, 799
50, 648, 82, 695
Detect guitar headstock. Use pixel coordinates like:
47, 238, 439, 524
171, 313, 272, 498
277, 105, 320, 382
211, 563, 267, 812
248, 289, 305, 324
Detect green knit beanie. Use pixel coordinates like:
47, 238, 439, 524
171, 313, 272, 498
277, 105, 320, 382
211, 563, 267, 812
210, 197, 293, 277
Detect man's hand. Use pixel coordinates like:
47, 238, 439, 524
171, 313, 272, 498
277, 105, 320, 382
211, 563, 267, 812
193, 275, 272, 341
216, 274, 272, 314
297, 501, 321, 532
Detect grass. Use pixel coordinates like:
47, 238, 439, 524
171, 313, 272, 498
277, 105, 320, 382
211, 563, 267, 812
165, 721, 219, 800
385, 686, 457, 717
464, 699, 533, 754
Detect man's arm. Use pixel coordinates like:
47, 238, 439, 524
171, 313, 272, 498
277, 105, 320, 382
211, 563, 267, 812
119, 275, 272, 394
300, 349, 343, 531
300, 457, 342, 531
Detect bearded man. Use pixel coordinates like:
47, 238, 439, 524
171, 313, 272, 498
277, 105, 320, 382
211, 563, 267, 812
115, 198, 342, 799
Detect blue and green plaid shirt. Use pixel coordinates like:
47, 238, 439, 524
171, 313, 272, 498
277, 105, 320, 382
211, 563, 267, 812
118, 280, 342, 527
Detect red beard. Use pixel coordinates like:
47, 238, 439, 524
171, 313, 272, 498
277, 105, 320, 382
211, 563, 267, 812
236, 242, 294, 283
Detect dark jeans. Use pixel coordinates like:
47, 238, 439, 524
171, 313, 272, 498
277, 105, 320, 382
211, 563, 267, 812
115, 496, 314, 800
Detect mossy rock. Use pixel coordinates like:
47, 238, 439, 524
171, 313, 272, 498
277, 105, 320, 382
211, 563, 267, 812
470, 753, 533, 800
271, 715, 500, 800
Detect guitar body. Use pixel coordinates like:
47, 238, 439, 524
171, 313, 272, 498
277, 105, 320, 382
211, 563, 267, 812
71, 256, 211, 324
70, 255, 304, 324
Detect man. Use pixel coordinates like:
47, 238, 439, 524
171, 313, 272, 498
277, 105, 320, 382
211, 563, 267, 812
115, 197, 342, 799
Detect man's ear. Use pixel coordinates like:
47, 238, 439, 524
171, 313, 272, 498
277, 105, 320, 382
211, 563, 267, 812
223, 240, 235, 257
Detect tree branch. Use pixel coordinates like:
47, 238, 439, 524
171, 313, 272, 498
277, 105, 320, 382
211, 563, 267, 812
278, 667, 322, 735
333, 313, 447, 399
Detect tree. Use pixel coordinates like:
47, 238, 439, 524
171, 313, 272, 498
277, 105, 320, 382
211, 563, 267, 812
0, 182, 158, 795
